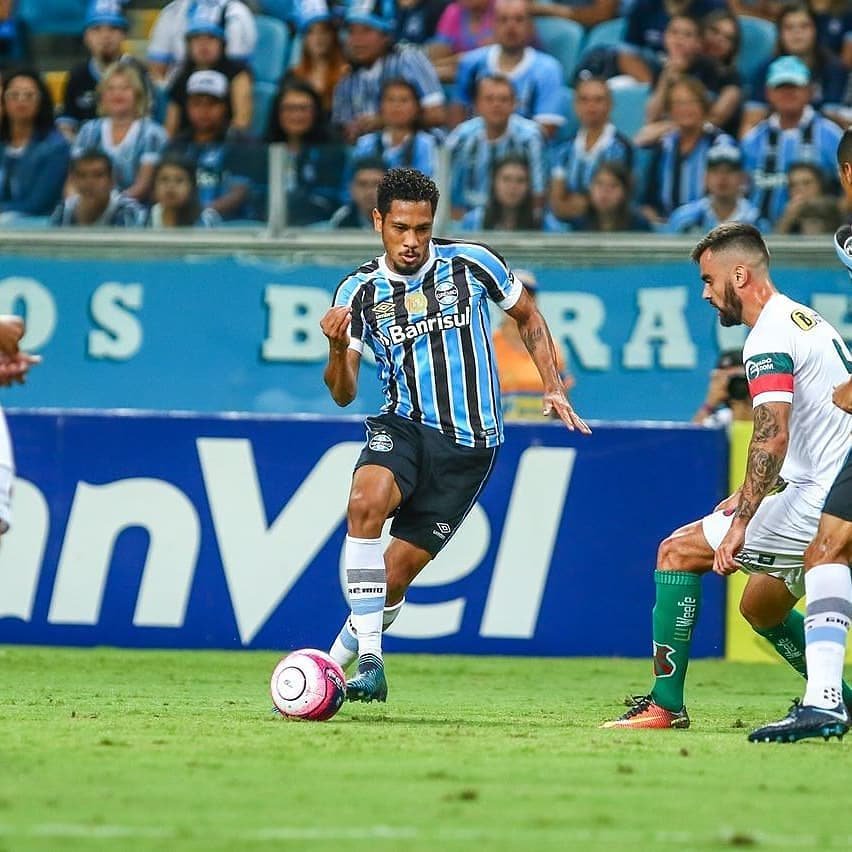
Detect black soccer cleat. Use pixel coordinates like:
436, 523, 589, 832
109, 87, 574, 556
748, 699, 850, 743
346, 654, 388, 703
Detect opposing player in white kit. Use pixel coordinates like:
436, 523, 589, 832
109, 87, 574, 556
0, 314, 40, 533
749, 129, 852, 742
603, 222, 852, 729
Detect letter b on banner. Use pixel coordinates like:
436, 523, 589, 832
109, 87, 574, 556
262, 285, 330, 362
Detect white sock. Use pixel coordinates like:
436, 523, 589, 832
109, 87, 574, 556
329, 599, 405, 670
802, 563, 852, 709
344, 535, 386, 660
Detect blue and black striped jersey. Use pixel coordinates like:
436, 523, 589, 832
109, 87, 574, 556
333, 239, 523, 448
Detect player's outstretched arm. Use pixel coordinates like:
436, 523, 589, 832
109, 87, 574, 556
320, 306, 361, 407
714, 401, 790, 576
506, 289, 591, 435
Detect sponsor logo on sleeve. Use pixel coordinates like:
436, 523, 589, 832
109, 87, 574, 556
745, 352, 794, 395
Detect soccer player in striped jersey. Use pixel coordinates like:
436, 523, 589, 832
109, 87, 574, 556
749, 128, 852, 743
603, 222, 852, 730
320, 167, 590, 702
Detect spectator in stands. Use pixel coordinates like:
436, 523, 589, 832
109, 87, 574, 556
73, 63, 167, 202
740, 56, 842, 227
0, 69, 69, 219
492, 268, 573, 423
741, 3, 849, 134
264, 78, 345, 225
665, 140, 766, 233
639, 76, 734, 225
781, 195, 845, 233
58, 0, 149, 140
615, 0, 726, 83
146, 155, 222, 227
428, 0, 496, 84
353, 78, 441, 178
701, 8, 741, 73
332, 0, 446, 143
549, 76, 633, 225
451, 0, 565, 138
51, 149, 144, 227
0, 0, 31, 70
570, 161, 652, 231
773, 160, 831, 233
636, 13, 741, 140
809, 0, 852, 69
326, 156, 385, 228
459, 153, 560, 230
147, 0, 257, 86
164, 7, 252, 138
528, 0, 618, 30
396, 0, 447, 46
288, 0, 349, 116
164, 70, 251, 220
446, 72, 545, 219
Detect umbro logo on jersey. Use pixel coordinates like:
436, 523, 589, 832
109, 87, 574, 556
373, 300, 395, 320
385, 306, 472, 345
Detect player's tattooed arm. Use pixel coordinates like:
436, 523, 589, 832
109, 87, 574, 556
735, 402, 789, 524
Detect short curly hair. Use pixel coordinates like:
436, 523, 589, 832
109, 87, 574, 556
376, 167, 440, 217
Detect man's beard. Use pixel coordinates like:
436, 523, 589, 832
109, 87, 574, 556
718, 278, 743, 327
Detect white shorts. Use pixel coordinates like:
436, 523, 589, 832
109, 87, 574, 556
0, 463, 12, 534
702, 483, 824, 599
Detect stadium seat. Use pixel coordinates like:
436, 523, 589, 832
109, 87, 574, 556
533, 18, 585, 84
251, 15, 291, 85
251, 80, 278, 139
583, 17, 627, 52
737, 16, 777, 84
17, 0, 87, 36
610, 81, 649, 138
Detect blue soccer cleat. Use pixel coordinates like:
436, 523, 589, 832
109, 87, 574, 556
346, 654, 388, 703
748, 699, 850, 743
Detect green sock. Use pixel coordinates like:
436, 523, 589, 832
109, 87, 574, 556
649, 570, 702, 712
754, 609, 852, 708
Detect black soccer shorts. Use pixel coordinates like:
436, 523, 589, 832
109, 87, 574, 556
823, 449, 852, 523
353, 412, 497, 556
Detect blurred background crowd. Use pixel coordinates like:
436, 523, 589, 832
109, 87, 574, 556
0, 0, 848, 231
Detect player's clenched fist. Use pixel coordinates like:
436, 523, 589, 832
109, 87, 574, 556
320, 306, 352, 352
0, 315, 24, 357
832, 379, 852, 413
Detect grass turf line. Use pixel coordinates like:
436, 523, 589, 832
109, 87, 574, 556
0, 646, 849, 851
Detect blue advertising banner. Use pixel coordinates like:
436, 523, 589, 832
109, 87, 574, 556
0, 253, 849, 420
0, 411, 727, 656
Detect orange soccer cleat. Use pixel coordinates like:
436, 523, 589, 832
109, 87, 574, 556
600, 694, 690, 729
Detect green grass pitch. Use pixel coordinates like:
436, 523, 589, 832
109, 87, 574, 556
1, 646, 850, 851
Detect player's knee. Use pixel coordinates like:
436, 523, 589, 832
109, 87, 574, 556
804, 536, 850, 569
346, 490, 387, 538
739, 595, 769, 630
657, 534, 685, 570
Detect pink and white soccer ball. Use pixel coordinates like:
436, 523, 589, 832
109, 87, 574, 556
270, 649, 346, 721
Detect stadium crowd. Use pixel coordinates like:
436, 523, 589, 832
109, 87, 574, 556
0, 0, 848, 230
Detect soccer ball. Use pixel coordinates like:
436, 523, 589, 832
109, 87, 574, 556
270, 649, 346, 721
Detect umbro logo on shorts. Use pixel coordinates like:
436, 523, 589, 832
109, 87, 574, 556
432, 521, 452, 540
368, 432, 393, 452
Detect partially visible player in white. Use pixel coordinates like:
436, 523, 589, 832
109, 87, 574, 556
0, 315, 40, 534
749, 128, 852, 743
605, 222, 852, 730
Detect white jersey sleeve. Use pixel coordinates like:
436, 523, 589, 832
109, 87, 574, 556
743, 318, 795, 408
